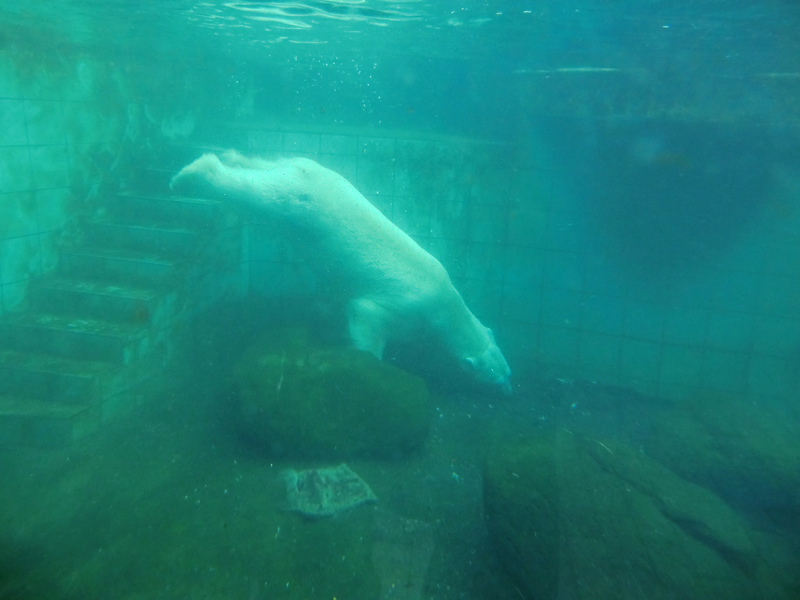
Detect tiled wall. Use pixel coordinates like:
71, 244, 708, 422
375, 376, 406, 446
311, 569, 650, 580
241, 128, 800, 404
500, 172, 800, 403
0, 54, 126, 314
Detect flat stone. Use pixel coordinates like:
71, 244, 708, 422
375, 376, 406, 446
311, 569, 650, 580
282, 463, 376, 517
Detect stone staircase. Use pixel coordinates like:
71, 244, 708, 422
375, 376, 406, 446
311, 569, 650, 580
0, 168, 240, 446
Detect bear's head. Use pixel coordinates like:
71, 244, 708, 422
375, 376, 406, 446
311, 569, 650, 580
461, 329, 512, 393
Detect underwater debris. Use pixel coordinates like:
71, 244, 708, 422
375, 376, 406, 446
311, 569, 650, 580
282, 463, 377, 517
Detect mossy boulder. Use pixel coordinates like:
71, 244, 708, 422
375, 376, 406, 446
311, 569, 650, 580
483, 429, 778, 600
234, 328, 430, 459
645, 392, 800, 510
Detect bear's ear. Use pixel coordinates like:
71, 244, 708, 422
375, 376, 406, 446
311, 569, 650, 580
460, 357, 477, 372
486, 328, 497, 343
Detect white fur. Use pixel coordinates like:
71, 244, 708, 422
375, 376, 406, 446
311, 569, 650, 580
171, 151, 511, 392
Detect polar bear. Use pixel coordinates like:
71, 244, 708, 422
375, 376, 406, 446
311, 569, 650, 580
171, 151, 511, 393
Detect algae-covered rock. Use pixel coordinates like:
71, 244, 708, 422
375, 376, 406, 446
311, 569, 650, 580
264, 502, 381, 599
483, 429, 772, 600
645, 392, 800, 510
235, 328, 430, 459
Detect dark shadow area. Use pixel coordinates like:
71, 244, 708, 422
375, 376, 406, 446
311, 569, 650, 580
535, 117, 800, 283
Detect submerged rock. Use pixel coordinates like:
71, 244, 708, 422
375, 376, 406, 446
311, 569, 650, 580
645, 392, 800, 511
483, 429, 781, 600
282, 463, 377, 517
234, 327, 431, 459
371, 511, 434, 600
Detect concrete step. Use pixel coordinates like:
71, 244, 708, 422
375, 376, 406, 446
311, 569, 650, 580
29, 277, 162, 324
60, 246, 184, 289
109, 192, 223, 229
0, 395, 97, 446
84, 219, 204, 259
0, 312, 148, 364
128, 168, 174, 195
0, 349, 127, 405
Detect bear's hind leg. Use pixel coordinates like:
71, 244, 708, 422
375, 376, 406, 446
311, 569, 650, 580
219, 150, 276, 171
170, 153, 224, 196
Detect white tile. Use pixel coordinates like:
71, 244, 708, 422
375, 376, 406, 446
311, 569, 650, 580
60, 60, 96, 101
543, 250, 583, 292
318, 153, 357, 182
747, 354, 793, 399
39, 232, 59, 273
458, 278, 503, 324
578, 331, 621, 380
619, 338, 661, 384
503, 245, 543, 286
499, 320, 539, 376
671, 278, 714, 310
0, 234, 41, 284
0, 60, 23, 99
433, 141, 468, 165
63, 102, 123, 146
356, 157, 394, 196
469, 204, 507, 244
247, 130, 282, 153
428, 239, 467, 280
475, 168, 513, 206
29, 145, 70, 189
358, 136, 394, 157
539, 324, 580, 366
581, 294, 625, 335
0, 192, 38, 238
540, 287, 582, 328
709, 269, 763, 312
395, 139, 434, 163
465, 242, 505, 282
509, 168, 553, 207
20, 65, 60, 100
759, 238, 800, 277
0, 147, 32, 193
284, 132, 320, 154
35, 187, 70, 232
409, 234, 430, 252
24, 100, 66, 145
758, 274, 800, 317
430, 201, 469, 241
367, 194, 393, 221
320, 134, 357, 155
701, 350, 748, 393
1, 278, 28, 311
282, 151, 318, 162
657, 382, 697, 403
392, 166, 414, 197
622, 299, 665, 342
705, 310, 753, 352
583, 249, 626, 297
662, 305, 710, 346
658, 344, 704, 387
0, 99, 27, 145
391, 195, 428, 236
507, 206, 547, 247
545, 210, 583, 251
501, 283, 541, 323
752, 314, 800, 356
